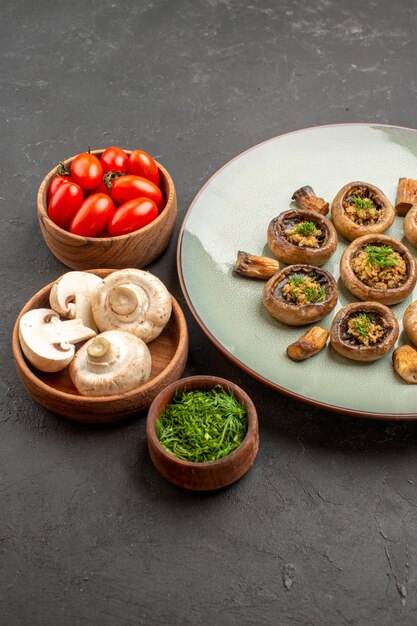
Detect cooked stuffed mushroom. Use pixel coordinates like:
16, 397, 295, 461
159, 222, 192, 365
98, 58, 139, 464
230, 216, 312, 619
331, 181, 395, 241
340, 234, 416, 305
263, 265, 338, 326
330, 301, 399, 362
267, 209, 338, 266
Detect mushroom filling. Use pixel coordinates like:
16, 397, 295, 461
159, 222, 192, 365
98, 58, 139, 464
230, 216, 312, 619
344, 187, 383, 225
352, 244, 407, 289
279, 273, 327, 305
283, 218, 325, 248
341, 312, 385, 347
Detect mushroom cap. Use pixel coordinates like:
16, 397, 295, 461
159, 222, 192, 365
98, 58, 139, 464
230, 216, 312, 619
403, 300, 417, 348
263, 265, 338, 326
49, 271, 102, 331
330, 301, 399, 362
404, 206, 417, 248
267, 209, 338, 266
340, 234, 417, 305
91, 268, 172, 343
69, 330, 152, 396
19, 308, 96, 372
331, 181, 395, 241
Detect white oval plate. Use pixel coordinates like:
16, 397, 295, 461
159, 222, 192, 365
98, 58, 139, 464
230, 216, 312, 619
178, 124, 417, 419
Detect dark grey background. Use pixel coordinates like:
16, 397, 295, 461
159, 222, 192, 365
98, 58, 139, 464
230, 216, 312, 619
2, 1, 417, 624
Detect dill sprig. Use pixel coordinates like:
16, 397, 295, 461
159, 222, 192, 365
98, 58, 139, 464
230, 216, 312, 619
295, 221, 317, 236
364, 244, 397, 268
351, 314, 374, 337
287, 275, 326, 303
156, 387, 248, 463
351, 195, 374, 210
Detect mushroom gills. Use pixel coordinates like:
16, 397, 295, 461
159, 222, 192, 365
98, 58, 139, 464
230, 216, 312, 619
70, 330, 152, 396
49, 271, 102, 332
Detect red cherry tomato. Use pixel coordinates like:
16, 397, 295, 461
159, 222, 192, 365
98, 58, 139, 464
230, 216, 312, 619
101, 146, 129, 175
108, 198, 158, 236
48, 182, 84, 229
71, 153, 103, 190
70, 194, 115, 237
47, 175, 73, 202
87, 180, 109, 196
110, 175, 164, 210
128, 150, 160, 186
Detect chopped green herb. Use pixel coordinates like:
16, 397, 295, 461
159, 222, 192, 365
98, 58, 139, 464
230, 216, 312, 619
295, 221, 317, 236
156, 387, 247, 463
288, 275, 305, 287
287, 275, 326, 303
303, 285, 326, 302
351, 314, 374, 337
365, 244, 397, 268
350, 195, 374, 210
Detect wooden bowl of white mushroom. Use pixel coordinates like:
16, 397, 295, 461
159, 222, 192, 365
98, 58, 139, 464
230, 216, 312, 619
12, 269, 188, 423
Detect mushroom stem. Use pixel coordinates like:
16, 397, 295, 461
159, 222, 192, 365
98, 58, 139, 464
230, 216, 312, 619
107, 284, 147, 319
395, 178, 417, 216
233, 251, 280, 279
292, 186, 329, 215
87, 336, 111, 358
44, 316, 97, 348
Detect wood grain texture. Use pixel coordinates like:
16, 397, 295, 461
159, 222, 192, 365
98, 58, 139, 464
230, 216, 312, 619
37, 150, 177, 270
12, 270, 188, 423
146, 376, 259, 490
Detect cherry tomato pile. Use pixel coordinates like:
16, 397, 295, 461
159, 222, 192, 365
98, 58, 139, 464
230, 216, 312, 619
47, 147, 163, 237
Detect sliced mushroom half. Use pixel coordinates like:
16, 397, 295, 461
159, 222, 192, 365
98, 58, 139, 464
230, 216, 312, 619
19, 308, 96, 372
330, 301, 399, 362
263, 265, 338, 326
340, 234, 416, 305
69, 330, 152, 396
331, 181, 395, 241
91, 269, 172, 343
49, 271, 102, 331
267, 209, 337, 266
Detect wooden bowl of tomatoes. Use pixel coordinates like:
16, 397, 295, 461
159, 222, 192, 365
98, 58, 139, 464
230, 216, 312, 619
37, 147, 177, 270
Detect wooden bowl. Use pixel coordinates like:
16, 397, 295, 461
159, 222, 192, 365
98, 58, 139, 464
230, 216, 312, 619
146, 376, 259, 490
37, 150, 177, 270
12, 270, 188, 424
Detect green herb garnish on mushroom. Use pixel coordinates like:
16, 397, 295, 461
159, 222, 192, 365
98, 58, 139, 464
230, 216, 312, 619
156, 387, 247, 463
294, 221, 318, 236
286, 275, 326, 304
364, 244, 398, 268
350, 313, 374, 337
351, 195, 375, 210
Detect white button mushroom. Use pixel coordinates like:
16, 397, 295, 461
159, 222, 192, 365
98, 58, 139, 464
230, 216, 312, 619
49, 271, 103, 332
69, 330, 152, 396
19, 308, 97, 372
91, 269, 172, 343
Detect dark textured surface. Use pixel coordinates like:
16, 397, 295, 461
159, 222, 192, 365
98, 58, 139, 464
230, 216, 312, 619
2, 1, 417, 624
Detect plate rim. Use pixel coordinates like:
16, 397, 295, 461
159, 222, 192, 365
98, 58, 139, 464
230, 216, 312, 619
177, 122, 417, 420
